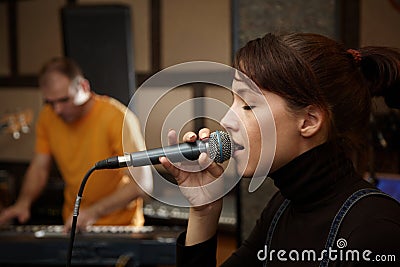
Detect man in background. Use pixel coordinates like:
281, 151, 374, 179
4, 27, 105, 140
0, 57, 152, 231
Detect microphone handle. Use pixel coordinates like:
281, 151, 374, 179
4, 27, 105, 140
130, 140, 208, 166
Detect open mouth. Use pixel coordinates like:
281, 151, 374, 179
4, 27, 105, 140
233, 142, 245, 152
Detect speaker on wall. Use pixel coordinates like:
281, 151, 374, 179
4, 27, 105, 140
61, 5, 135, 105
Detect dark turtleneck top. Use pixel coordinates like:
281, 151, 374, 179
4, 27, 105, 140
176, 143, 400, 266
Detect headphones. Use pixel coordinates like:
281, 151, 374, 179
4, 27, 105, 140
71, 77, 91, 106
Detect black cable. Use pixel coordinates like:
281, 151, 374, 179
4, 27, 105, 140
66, 165, 97, 267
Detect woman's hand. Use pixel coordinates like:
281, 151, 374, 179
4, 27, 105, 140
159, 128, 225, 245
159, 128, 225, 211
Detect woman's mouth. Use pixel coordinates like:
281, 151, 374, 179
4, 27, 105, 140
233, 142, 244, 152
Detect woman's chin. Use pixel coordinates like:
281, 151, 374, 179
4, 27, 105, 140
235, 162, 272, 179
235, 165, 254, 178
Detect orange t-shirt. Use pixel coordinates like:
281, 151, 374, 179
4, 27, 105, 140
35, 95, 146, 226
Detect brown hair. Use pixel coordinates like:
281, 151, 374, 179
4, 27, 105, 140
38, 57, 83, 84
234, 33, 400, 159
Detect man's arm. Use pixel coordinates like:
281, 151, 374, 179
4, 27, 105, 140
64, 165, 153, 230
0, 153, 52, 224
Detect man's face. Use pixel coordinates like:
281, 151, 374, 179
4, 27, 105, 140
40, 71, 82, 123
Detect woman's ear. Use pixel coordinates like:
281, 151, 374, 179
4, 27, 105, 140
299, 105, 325, 138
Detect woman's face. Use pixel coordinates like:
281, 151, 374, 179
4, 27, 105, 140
221, 73, 303, 178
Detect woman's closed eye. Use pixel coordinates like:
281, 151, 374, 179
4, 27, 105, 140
242, 105, 255, 110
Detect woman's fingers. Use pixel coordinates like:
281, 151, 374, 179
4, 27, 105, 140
182, 128, 211, 142
183, 131, 197, 142
159, 156, 181, 178
198, 128, 211, 140
172, 128, 211, 143
162, 128, 223, 185
199, 152, 224, 178
167, 129, 178, 145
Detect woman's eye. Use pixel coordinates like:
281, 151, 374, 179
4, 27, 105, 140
242, 105, 255, 110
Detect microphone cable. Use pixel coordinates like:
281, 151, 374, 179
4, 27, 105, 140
66, 165, 97, 267
65, 130, 232, 266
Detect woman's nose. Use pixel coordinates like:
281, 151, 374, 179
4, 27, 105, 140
220, 108, 239, 131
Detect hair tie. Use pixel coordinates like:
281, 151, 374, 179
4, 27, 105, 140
347, 49, 362, 63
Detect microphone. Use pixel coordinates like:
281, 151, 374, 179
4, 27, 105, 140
95, 131, 232, 169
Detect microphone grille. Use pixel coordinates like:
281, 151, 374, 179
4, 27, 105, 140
209, 131, 232, 163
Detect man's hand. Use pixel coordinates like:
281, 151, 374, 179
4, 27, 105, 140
64, 206, 99, 232
0, 203, 30, 225
0, 153, 51, 226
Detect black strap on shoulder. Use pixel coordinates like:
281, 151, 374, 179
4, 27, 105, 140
263, 188, 396, 267
319, 188, 394, 267
263, 198, 290, 267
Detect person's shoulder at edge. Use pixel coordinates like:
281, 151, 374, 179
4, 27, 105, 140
343, 194, 400, 251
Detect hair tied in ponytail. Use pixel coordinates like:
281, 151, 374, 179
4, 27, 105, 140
347, 49, 362, 63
